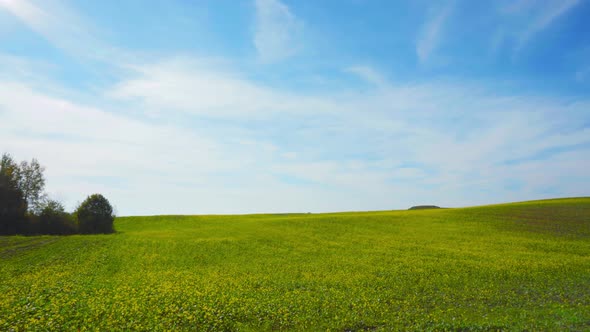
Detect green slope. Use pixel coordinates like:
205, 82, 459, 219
1, 198, 589, 330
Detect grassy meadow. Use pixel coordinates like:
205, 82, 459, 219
1, 197, 589, 331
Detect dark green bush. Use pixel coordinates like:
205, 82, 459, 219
408, 205, 441, 210
39, 200, 77, 235
76, 194, 115, 234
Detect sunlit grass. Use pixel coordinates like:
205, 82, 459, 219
1, 198, 589, 330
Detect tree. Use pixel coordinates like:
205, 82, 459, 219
0, 153, 26, 234
76, 194, 115, 234
16, 158, 46, 214
39, 199, 77, 235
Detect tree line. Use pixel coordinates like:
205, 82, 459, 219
0, 153, 115, 235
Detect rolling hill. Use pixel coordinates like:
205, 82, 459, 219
1, 197, 589, 330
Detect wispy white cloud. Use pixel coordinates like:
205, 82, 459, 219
416, 3, 453, 64
0, 79, 292, 215
517, 0, 580, 50
345, 65, 390, 88
495, 0, 581, 55
2, 57, 589, 214
108, 57, 341, 118
106, 60, 590, 208
0, 0, 123, 62
253, 0, 303, 63
0, 53, 56, 81
0, 0, 48, 29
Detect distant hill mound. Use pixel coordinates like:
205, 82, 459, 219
409, 205, 441, 210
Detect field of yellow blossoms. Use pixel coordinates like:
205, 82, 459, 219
1, 198, 589, 330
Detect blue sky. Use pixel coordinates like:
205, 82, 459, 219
0, 0, 589, 215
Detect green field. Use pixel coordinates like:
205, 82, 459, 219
1, 198, 589, 331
